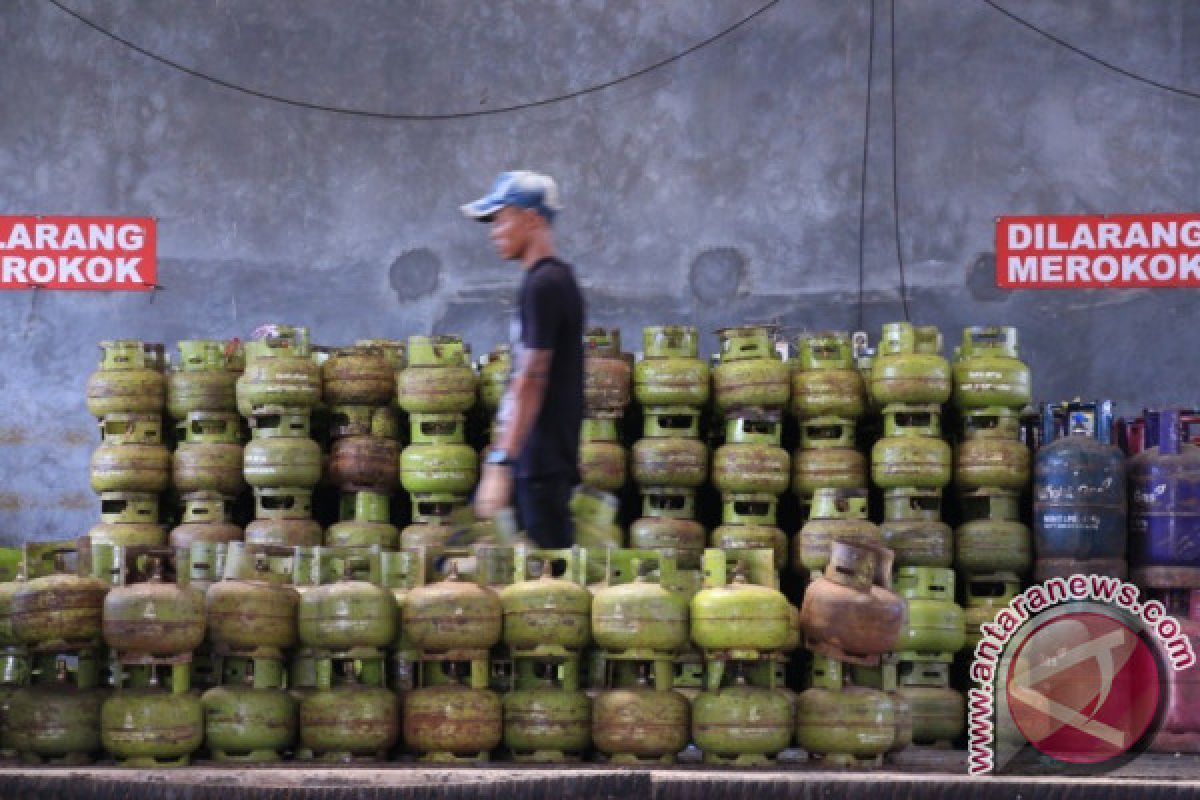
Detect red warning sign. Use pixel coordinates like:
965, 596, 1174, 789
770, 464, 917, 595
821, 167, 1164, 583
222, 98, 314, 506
0, 216, 156, 291
997, 213, 1200, 289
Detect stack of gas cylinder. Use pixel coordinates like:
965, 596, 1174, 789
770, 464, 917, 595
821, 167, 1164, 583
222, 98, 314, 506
238, 326, 324, 547
578, 329, 632, 562
100, 545, 207, 766
788, 332, 869, 525
689, 550, 796, 765
497, 549, 592, 762
630, 328, 709, 568
952, 327, 1033, 587
202, 541, 300, 762
403, 553, 503, 761
323, 343, 401, 549
589, 550, 691, 763
293, 547, 401, 760
397, 335, 479, 561
85, 340, 170, 547
4, 543, 108, 764
709, 326, 791, 570
1123, 407, 1200, 753
579, 329, 630, 498
167, 339, 246, 558
796, 539, 908, 765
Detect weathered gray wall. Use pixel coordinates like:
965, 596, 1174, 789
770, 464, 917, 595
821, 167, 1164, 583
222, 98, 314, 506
1, 0, 1198, 541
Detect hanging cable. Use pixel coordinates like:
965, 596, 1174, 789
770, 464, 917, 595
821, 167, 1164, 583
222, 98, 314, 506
857, 0, 876, 333
983, 0, 1200, 101
45, 0, 784, 121
889, 0, 911, 321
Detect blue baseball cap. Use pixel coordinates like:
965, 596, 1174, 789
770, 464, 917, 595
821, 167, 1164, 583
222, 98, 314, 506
461, 170, 561, 223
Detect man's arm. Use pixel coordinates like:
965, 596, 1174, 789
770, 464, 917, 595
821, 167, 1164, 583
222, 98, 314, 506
494, 347, 552, 457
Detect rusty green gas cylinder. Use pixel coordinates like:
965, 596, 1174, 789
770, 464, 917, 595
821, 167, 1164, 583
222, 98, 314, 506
404, 564, 502, 652
172, 411, 245, 497
499, 559, 590, 653
592, 568, 689, 653
326, 492, 398, 549
322, 345, 395, 407
634, 326, 709, 407
503, 686, 591, 761
243, 413, 322, 490
88, 493, 165, 547
86, 340, 165, 418
879, 489, 953, 568
355, 338, 406, 374
894, 568, 964, 657
579, 417, 627, 492
102, 556, 205, 657
12, 551, 108, 651
206, 543, 298, 658
691, 565, 790, 653
955, 408, 1030, 490
169, 497, 242, 547
712, 417, 789, 495
712, 326, 790, 413
167, 340, 237, 419
300, 684, 399, 759
896, 662, 964, 745
7, 666, 105, 764
397, 335, 476, 414
404, 684, 502, 759
955, 489, 1032, 574
400, 494, 460, 554
90, 415, 169, 493
629, 490, 706, 570
868, 323, 950, 407
962, 572, 1021, 649
692, 671, 794, 762
478, 346, 512, 412
952, 326, 1031, 410
871, 404, 952, 490
795, 488, 880, 574
298, 556, 395, 651
631, 408, 708, 488
791, 417, 867, 498
790, 332, 866, 420
400, 414, 477, 494
711, 494, 787, 571
584, 328, 631, 414
592, 670, 690, 762
202, 682, 297, 762
795, 658, 896, 761
235, 326, 321, 415
328, 435, 399, 494
101, 689, 204, 766
800, 541, 906, 662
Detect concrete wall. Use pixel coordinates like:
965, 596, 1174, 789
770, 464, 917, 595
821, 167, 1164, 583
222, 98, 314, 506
1, 0, 1198, 541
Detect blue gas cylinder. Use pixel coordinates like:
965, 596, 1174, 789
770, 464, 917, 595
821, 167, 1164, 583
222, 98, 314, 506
1129, 409, 1200, 588
1032, 400, 1127, 580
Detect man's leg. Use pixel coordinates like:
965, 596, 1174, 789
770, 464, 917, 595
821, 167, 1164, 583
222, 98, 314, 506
515, 473, 574, 549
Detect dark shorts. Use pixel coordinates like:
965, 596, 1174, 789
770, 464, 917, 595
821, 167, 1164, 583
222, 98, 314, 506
514, 473, 575, 550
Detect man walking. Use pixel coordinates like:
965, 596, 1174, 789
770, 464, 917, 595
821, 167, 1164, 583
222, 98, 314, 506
462, 171, 585, 548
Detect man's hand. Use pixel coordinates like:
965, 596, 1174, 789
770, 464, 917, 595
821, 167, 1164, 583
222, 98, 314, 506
475, 463, 514, 519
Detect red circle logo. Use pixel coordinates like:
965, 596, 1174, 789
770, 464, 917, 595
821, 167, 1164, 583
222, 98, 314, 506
1006, 611, 1162, 765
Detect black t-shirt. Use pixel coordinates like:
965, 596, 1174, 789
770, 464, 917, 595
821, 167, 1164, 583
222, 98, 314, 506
510, 256, 584, 479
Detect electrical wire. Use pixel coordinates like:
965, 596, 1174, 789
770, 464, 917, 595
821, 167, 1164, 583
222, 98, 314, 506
983, 0, 1200, 101
857, 0, 875, 333
44, 0, 785, 121
889, 0, 910, 321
